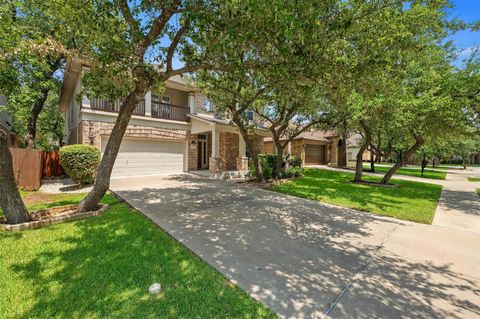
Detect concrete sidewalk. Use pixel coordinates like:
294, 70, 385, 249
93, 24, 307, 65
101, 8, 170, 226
111, 175, 480, 319
433, 167, 480, 233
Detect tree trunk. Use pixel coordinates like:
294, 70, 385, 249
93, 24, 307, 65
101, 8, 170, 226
77, 84, 148, 212
370, 150, 375, 172
421, 156, 427, 177
0, 129, 30, 224
231, 113, 264, 181
353, 119, 372, 182
432, 157, 435, 168
273, 139, 286, 178
380, 134, 424, 184
353, 139, 368, 182
25, 87, 50, 148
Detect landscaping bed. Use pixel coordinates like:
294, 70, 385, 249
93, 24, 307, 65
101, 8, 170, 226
0, 203, 108, 231
273, 168, 443, 224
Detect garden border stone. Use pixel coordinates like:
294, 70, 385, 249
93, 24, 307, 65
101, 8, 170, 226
0, 203, 109, 232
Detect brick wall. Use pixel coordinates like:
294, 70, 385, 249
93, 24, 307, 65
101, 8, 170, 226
187, 133, 198, 171
219, 132, 239, 171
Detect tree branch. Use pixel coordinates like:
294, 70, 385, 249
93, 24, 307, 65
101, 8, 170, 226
166, 18, 190, 73
116, 0, 141, 37
139, 0, 181, 52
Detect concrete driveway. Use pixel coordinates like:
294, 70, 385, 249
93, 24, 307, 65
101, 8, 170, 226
111, 175, 480, 319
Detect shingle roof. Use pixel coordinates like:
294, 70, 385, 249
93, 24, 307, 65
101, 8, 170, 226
264, 130, 338, 143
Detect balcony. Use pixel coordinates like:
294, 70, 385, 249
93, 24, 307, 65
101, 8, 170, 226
89, 96, 190, 122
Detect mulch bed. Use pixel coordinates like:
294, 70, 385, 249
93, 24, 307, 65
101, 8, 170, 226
1, 204, 109, 232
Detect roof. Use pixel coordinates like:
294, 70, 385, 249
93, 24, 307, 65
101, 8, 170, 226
188, 113, 271, 136
264, 130, 338, 143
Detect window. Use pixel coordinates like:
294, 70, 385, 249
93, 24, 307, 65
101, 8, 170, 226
162, 96, 170, 104
247, 110, 254, 121
203, 99, 212, 112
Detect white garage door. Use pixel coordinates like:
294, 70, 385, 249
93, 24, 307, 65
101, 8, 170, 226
101, 137, 185, 177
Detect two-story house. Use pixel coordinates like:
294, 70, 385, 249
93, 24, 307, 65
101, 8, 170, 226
58, 57, 269, 178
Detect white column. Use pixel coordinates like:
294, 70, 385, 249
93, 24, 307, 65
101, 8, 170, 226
211, 128, 220, 157
145, 91, 152, 116
188, 92, 196, 114
239, 134, 246, 156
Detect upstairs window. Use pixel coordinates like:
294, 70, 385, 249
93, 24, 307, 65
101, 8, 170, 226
247, 110, 254, 121
203, 99, 212, 112
162, 96, 170, 104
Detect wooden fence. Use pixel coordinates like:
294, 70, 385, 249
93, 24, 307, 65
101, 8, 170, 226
43, 150, 64, 177
10, 149, 64, 191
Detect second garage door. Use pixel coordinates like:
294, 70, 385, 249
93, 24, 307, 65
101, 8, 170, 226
305, 144, 326, 165
101, 137, 185, 177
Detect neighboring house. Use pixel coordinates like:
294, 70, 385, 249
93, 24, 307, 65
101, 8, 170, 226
346, 133, 372, 162
0, 97, 20, 148
263, 131, 347, 167
58, 58, 269, 178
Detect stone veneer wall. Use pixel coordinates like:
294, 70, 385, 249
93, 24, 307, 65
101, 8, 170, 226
291, 140, 303, 162
76, 120, 188, 150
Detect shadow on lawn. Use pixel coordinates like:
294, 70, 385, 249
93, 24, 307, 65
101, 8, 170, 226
8, 200, 272, 318
106, 174, 476, 318
276, 169, 441, 223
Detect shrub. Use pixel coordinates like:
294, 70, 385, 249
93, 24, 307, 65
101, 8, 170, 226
60, 144, 101, 184
249, 153, 303, 180
282, 166, 303, 178
285, 155, 302, 168
248, 154, 276, 180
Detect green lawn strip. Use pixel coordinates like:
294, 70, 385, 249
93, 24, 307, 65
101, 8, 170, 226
477, 189, 480, 196
358, 164, 447, 180
0, 198, 275, 318
467, 177, 480, 182
273, 168, 442, 224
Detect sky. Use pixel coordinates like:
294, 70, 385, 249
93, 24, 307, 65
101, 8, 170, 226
446, 0, 480, 63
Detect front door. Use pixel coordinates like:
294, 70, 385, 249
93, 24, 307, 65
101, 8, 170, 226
197, 135, 208, 169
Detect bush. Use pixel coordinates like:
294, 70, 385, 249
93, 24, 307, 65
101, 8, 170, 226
248, 154, 276, 180
248, 153, 303, 180
284, 166, 302, 178
60, 144, 101, 184
285, 155, 302, 168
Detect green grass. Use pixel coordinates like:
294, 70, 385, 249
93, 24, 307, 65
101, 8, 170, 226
0, 192, 91, 217
0, 195, 275, 318
477, 189, 480, 196
361, 164, 447, 180
467, 177, 480, 182
273, 169, 442, 224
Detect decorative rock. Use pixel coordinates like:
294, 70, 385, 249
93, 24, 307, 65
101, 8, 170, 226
149, 283, 161, 294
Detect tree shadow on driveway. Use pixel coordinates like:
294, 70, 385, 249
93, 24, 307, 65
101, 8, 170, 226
112, 174, 480, 318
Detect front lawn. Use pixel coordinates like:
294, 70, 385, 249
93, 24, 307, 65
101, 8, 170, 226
273, 169, 442, 224
362, 164, 447, 180
467, 177, 480, 182
0, 195, 274, 318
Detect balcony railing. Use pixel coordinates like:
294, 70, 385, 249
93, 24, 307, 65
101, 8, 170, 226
151, 95, 190, 122
90, 97, 146, 116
